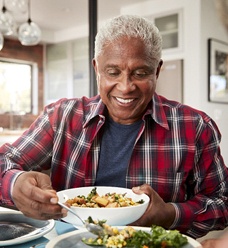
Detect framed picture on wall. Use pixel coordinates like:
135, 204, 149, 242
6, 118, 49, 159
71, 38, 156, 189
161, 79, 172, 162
208, 38, 228, 103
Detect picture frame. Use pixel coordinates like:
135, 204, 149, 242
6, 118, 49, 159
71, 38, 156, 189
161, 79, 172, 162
208, 38, 228, 103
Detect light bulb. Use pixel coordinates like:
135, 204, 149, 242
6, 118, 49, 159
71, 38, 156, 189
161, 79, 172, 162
18, 19, 41, 46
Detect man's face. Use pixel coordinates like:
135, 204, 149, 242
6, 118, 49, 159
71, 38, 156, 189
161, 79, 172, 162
93, 37, 162, 125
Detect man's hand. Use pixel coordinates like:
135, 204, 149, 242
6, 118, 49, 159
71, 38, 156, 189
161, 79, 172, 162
130, 184, 175, 228
12, 171, 67, 220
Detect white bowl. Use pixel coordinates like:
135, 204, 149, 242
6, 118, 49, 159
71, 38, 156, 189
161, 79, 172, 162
57, 186, 149, 226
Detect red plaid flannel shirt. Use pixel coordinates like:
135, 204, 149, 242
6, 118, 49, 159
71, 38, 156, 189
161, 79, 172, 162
1, 93, 228, 238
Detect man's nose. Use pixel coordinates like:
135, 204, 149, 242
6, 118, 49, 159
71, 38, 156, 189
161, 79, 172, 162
116, 75, 136, 92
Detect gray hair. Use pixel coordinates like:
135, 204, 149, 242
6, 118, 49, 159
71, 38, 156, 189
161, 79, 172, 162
94, 15, 162, 65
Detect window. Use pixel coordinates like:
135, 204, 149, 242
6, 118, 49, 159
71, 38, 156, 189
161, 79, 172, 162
0, 60, 32, 114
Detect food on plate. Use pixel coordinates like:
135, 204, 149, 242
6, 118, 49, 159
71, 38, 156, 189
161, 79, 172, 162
0, 223, 36, 240
65, 187, 144, 208
82, 219, 188, 248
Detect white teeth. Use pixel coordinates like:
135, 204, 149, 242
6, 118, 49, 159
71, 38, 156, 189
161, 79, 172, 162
116, 97, 134, 103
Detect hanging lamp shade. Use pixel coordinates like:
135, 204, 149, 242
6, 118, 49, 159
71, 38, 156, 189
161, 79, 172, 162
0, 6, 16, 35
0, 32, 4, 50
18, 0, 41, 46
18, 18, 41, 45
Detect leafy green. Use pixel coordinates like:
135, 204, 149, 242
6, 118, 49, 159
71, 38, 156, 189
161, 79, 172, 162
87, 187, 98, 201
82, 238, 104, 246
136, 199, 145, 204
139, 225, 188, 248
126, 229, 153, 247
87, 216, 107, 227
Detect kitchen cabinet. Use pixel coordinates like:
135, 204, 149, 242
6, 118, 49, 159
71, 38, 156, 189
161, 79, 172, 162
155, 13, 179, 49
146, 11, 182, 52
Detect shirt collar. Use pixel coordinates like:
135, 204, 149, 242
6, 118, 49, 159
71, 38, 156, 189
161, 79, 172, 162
84, 94, 169, 130
83, 96, 106, 128
143, 93, 169, 130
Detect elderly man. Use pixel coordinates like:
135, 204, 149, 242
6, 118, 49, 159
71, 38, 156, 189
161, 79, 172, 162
0, 15, 227, 239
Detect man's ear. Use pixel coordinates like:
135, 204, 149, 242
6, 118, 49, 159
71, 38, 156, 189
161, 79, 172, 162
92, 59, 100, 90
156, 60, 163, 79
92, 59, 97, 73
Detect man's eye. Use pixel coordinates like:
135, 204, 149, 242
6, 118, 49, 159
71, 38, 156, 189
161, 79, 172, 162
106, 69, 120, 77
133, 70, 148, 78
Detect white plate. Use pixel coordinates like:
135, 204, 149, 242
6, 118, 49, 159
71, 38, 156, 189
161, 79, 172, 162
46, 226, 202, 248
0, 210, 55, 246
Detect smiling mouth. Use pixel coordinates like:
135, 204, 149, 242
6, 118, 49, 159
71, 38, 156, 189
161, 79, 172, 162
115, 97, 135, 104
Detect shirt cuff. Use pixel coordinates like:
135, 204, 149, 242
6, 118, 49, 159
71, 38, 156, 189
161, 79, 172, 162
10, 171, 26, 202
1, 169, 25, 206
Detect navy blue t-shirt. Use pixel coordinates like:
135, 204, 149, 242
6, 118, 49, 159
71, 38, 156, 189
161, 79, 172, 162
95, 117, 142, 187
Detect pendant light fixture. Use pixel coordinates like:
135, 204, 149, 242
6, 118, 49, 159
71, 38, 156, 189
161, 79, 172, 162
0, 0, 16, 36
18, 0, 41, 46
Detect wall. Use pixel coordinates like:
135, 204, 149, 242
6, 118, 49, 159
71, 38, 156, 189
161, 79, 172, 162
200, 0, 228, 165
121, 0, 228, 165
0, 38, 44, 129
